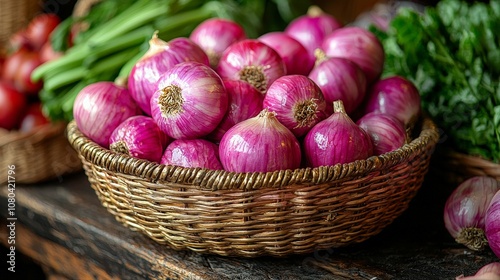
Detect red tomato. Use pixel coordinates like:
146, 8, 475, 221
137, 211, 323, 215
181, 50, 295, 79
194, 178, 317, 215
40, 41, 63, 63
0, 81, 27, 130
25, 13, 61, 51
19, 103, 50, 132
2, 48, 43, 95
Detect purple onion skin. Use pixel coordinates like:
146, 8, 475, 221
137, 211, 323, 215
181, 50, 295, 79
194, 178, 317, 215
219, 109, 302, 173
161, 139, 222, 170
258, 32, 315, 76
284, 6, 342, 63
216, 39, 286, 94
73, 81, 141, 148
303, 100, 373, 167
128, 36, 209, 115
208, 80, 263, 143
263, 75, 328, 137
151, 61, 228, 140
356, 112, 406, 155
363, 76, 421, 126
321, 26, 384, 84
109, 116, 168, 163
443, 176, 500, 251
309, 57, 367, 115
486, 189, 500, 258
189, 18, 247, 68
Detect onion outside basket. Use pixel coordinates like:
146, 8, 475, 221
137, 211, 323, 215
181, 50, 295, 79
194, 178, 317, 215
66, 116, 439, 257
0, 122, 82, 184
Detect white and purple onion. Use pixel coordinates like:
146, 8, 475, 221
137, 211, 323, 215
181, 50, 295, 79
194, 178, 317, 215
263, 75, 327, 137
303, 100, 373, 167
109, 115, 168, 163
308, 56, 367, 114
150, 61, 228, 140
284, 5, 342, 62
486, 189, 500, 258
216, 39, 286, 94
208, 79, 263, 142
73, 81, 141, 148
356, 112, 406, 155
161, 139, 222, 170
128, 34, 209, 115
258, 32, 314, 75
321, 26, 385, 84
189, 18, 247, 68
219, 109, 302, 173
444, 176, 500, 251
363, 75, 421, 126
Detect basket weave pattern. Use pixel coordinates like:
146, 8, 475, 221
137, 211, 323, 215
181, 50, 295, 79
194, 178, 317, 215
0, 123, 82, 184
67, 117, 439, 257
0, 0, 41, 46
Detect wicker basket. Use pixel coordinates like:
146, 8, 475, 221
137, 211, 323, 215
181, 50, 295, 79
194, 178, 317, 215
0, 0, 41, 46
0, 123, 82, 184
433, 147, 500, 186
67, 117, 439, 257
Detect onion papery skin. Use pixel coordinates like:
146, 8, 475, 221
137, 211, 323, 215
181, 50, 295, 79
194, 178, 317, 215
363, 76, 421, 127
189, 18, 247, 68
308, 56, 367, 115
258, 32, 314, 76
208, 80, 264, 143
321, 26, 384, 84
109, 116, 168, 163
486, 190, 500, 258
219, 109, 301, 173
303, 100, 373, 167
284, 5, 342, 63
151, 61, 228, 140
443, 176, 500, 251
161, 139, 222, 170
356, 112, 406, 155
73, 81, 141, 148
128, 35, 209, 115
216, 39, 286, 94
263, 75, 327, 137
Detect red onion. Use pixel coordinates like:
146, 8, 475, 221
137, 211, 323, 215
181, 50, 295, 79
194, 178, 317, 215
219, 109, 301, 173
303, 100, 373, 167
73, 81, 141, 148
109, 116, 168, 163
486, 189, 500, 258
128, 34, 209, 115
363, 76, 421, 127
308, 55, 367, 114
262, 75, 327, 137
284, 5, 342, 63
189, 18, 247, 68
443, 176, 500, 251
150, 61, 228, 140
321, 26, 384, 84
457, 262, 500, 280
356, 112, 406, 155
216, 39, 286, 94
258, 32, 314, 75
161, 139, 222, 170
208, 80, 263, 142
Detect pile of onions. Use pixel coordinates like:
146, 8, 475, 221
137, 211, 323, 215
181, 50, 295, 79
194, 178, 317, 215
73, 12, 420, 173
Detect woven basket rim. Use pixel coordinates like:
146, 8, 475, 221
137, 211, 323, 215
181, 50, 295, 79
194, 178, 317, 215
66, 116, 439, 190
0, 122, 67, 146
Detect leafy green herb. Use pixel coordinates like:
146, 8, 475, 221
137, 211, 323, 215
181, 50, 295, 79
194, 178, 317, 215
371, 0, 500, 163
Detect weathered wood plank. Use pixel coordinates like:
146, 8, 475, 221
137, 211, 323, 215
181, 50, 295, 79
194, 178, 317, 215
0, 171, 497, 280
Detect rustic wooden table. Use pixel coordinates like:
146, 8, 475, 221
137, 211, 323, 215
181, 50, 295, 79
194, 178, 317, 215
0, 168, 497, 280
